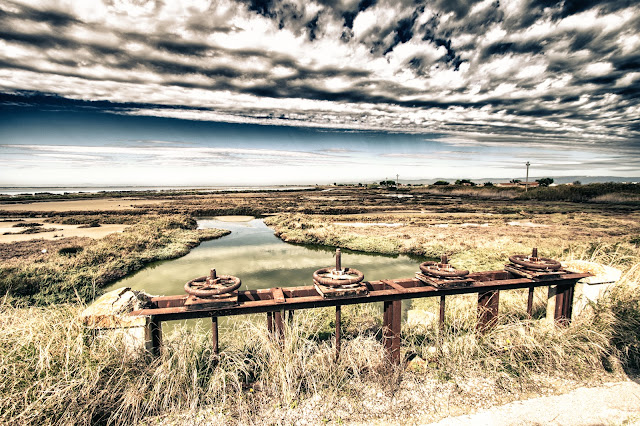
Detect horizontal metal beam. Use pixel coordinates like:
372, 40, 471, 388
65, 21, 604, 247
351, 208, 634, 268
130, 271, 589, 322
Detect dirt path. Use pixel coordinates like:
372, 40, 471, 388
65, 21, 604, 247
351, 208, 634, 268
426, 380, 640, 425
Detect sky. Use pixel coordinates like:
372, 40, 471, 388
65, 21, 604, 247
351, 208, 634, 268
0, 0, 639, 186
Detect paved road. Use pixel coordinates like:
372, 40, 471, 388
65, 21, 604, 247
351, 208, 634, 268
427, 381, 640, 426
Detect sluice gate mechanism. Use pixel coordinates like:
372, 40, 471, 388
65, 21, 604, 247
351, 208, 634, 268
131, 247, 591, 364
313, 248, 367, 298
184, 268, 241, 309
416, 254, 473, 288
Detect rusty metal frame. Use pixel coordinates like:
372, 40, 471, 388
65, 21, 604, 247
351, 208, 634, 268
131, 270, 589, 363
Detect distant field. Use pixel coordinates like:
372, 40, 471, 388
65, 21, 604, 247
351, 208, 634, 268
0, 198, 172, 212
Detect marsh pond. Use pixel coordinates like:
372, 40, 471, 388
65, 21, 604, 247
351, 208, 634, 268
107, 217, 420, 296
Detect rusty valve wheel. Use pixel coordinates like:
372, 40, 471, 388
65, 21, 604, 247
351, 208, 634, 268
509, 248, 561, 271
419, 254, 469, 278
313, 248, 365, 287
184, 268, 241, 298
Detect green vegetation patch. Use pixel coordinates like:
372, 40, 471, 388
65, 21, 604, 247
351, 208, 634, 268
0, 215, 230, 305
3, 226, 59, 235
518, 183, 640, 204
45, 214, 142, 225
12, 222, 43, 227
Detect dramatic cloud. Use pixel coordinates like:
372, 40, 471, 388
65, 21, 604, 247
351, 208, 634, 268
0, 0, 639, 183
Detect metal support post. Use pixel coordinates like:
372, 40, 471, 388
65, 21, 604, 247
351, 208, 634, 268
335, 305, 341, 361
267, 311, 273, 334
526, 286, 535, 317
212, 316, 219, 355
274, 310, 284, 343
383, 300, 402, 364
478, 290, 500, 332
554, 283, 574, 324
147, 316, 162, 356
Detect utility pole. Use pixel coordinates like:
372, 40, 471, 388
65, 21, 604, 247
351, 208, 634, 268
396, 174, 399, 187
525, 161, 530, 192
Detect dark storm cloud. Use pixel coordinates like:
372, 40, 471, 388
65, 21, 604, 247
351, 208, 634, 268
0, 1, 79, 27
0, 0, 639, 154
482, 40, 545, 59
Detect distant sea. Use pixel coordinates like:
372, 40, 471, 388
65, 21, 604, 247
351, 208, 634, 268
0, 186, 314, 196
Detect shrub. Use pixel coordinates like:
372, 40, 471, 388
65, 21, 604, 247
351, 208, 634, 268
58, 246, 83, 256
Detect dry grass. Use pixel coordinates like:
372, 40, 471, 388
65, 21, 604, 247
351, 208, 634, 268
591, 193, 640, 203
0, 215, 229, 305
2, 240, 639, 425
0, 304, 391, 425
265, 211, 640, 271
2, 270, 637, 425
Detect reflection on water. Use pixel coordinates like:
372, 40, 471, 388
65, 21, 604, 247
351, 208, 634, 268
107, 218, 421, 296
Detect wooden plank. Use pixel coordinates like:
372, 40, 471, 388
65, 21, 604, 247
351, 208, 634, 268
272, 287, 286, 303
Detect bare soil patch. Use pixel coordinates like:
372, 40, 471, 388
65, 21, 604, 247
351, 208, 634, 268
0, 218, 128, 243
0, 236, 92, 262
0, 198, 171, 212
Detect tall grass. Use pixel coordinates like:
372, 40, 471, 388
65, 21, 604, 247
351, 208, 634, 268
265, 212, 640, 272
0, 305, 388, 425
1, 266, 638, 425
3, 278, 637, 425
415, 185, 521, 200
404, 301, 615, 385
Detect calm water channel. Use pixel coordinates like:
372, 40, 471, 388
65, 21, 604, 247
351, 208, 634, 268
108, 218, 421, 296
